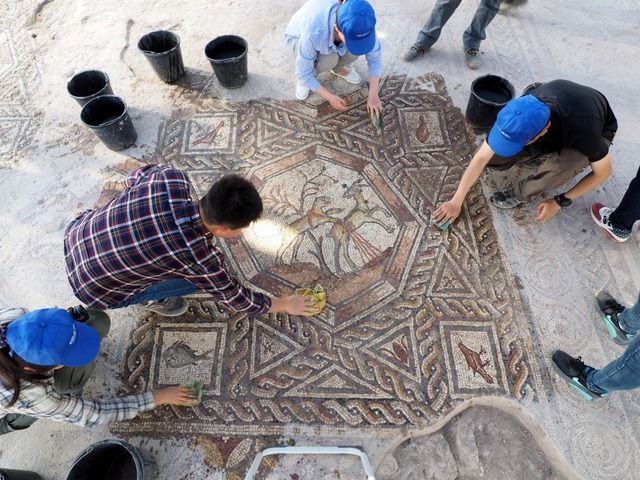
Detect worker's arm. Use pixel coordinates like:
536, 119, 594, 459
536, 154, 612, 222
434, 140, 495, 223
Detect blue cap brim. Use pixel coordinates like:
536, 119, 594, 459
345, 31, 376, 56
487, 125, 526, 158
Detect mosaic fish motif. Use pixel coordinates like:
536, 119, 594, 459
163, 340, 214, 368
415, 115, 429, 143
458, 341, 494, 384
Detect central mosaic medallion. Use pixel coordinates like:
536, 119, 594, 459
112, 76, 543, 473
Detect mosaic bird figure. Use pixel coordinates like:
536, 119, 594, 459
415, 115, 430, 143
457, 341, 494, 384
163, 340, 214, 368
192, 120, 225, 146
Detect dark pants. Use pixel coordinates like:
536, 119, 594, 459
416, 0, 502, 51
609, 164, 640, 231
0, 310, 110, 435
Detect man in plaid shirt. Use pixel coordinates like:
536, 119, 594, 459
64, 164, 314, 316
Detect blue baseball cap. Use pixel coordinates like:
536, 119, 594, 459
337, 0, 377, 56
487, 95, 551, 157
6, 308, 100, 367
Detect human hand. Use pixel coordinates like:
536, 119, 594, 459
367, 93, 383, 118
329, 94, 348, 111
535, 199, 560, 222
153, 386, 198, 407
434, 201, 462, 224
282, 294, 317, 316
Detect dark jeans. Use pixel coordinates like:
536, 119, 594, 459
609, 164, 640, 231
416, 0, 502, 51
0, 310, 110, 435
112, 279, 198, 309
587, 293, 640, 393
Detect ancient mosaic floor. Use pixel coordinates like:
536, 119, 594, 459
110, 74, 544, 476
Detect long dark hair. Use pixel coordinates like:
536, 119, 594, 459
0, 347, 54, 407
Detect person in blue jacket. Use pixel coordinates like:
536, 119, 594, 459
285, 0, 383, 116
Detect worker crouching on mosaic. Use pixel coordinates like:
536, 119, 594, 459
434, 80, 617, 224
285, 0, 383, 116
64, 164, 315, 317
0, 307, 195, 434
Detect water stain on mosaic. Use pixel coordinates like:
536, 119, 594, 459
112, 76, 542, 460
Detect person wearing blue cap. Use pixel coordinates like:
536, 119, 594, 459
285, 0, 383, 114
0, 307, 195, 434
403, 0, 503, 69
434, 80, 617, 224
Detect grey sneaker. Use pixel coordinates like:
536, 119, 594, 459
403, 44, 428, 62
464, 48, 481, 69
139, 297, 189, 317
490, 188, 523, 209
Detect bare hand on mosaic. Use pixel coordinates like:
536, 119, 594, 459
329, 94, 348, 111
367, 92, 383, 118
153, 386, 198, 406
434, 201, 462, 224
535, 199, 560, 222
270, 294, 318, 316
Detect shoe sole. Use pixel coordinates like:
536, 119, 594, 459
589, 206, 627, 243
490, 197, 523, 209
137, 302, 189, 317
330, 70, 361, 85
551, 358, 603, 401
595, 292, 632, 346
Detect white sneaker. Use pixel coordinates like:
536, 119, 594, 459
295, 82, 310, 100
330, 67, 362, 85
138, 297, 189, 317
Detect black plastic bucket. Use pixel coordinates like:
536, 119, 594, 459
0, 469, 42, 480
465, 75, 516, 130
66, 439, 156, 480
205, 35, 248, 89
67, 70, 113, 106
80, 95, 137, 151
138, 30, 185, 83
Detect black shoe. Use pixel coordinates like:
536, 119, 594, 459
596, 291, 633, 345
551, 350, 605, 401
490, 188, 523, 209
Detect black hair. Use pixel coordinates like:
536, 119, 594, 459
199, 175, 263, 229
0, 348, 53, 407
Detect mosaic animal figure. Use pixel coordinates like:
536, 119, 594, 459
415, 114, 430, 143
163, 340, 214, 368
276, 195, 341, 263
192, 120, 225, 146
457, 340, 494, 384
328, 179, 395, 272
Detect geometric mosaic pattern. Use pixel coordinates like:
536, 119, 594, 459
112, 76, 543, 474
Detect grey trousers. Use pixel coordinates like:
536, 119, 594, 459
416, 0, 502, 51
0, 310, 110, 435
488, 148, 591, 202
289, 39, 358, 80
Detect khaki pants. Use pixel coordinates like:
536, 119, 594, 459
488, 148, 591, 202
289, 39, 358, 80
0, 310, 110, 435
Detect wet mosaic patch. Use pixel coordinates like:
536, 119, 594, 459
111, 74, 543, 475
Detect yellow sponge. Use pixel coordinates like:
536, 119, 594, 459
294, 284, 326, 315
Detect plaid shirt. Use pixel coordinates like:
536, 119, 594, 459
64, 164, 271, 313
0, 380, 155, 428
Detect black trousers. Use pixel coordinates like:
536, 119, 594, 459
610, 164, 640, 231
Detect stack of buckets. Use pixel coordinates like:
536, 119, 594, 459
69, 30, 249, 151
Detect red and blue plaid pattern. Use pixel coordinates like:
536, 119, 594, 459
64, 164, 270, 313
